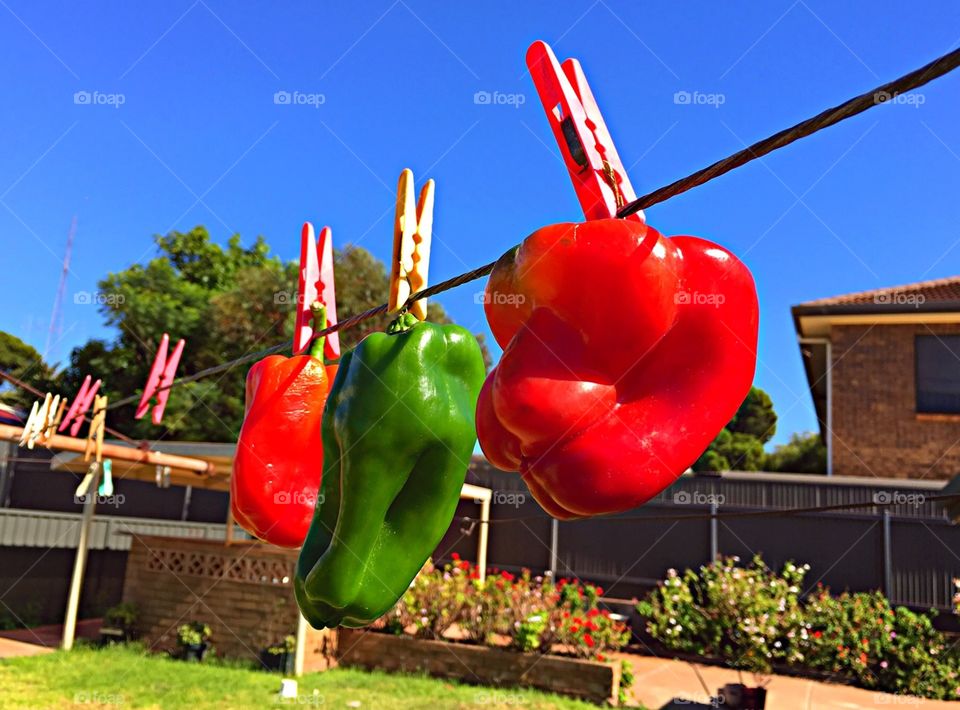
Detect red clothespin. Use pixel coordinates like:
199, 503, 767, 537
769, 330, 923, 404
294, 223, 340, 359
526, 40, 644, 223
59, 375, 102, 437
135, 334, 185, 425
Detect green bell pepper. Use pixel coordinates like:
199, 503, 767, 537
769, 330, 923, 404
295, 312, 485, 629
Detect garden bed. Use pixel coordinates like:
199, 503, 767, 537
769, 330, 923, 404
336, 629, 622, 706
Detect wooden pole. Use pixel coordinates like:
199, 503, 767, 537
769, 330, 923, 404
62, 464, 100, 650
294, 612, 308, 676
477, 496, 490, 583
0, 425, 214, 475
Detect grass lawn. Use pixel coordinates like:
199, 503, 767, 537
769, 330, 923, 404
0, 643, 603, 709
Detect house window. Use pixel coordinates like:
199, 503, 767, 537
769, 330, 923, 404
916, 335, 960, 414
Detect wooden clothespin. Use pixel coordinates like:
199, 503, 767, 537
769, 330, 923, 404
388, 168, 434, 321
84, 395, 107, 463
59, 375, 101, 437
74, 461, 99, 500
37, 394, 63, 447
44, 396, 67, 443
526, 40, 644, 223
294, 223, 340, 358
135, 335, 185, 425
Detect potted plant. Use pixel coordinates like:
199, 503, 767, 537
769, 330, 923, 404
176, 621, 212, 662
260, 634, 297, 673
100, 602, 138, 644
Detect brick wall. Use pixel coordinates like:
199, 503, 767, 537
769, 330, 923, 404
122, 535, 302, 661
831, 323, 960, 479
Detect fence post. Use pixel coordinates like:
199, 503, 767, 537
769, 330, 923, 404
549, 518, 559, 576
882, 509, 893, 598
709, 502, 719, 561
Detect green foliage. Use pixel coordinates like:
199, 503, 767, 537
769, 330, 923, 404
53, 227, 488, 442
388, 556, 629, 661
103, 602, 138, 632
515, 615, 547, 652
0, 332, 60, 409
176, 621, 212, 647
728, 387, 777, 443
804, 588, 959, 699
637, 556, 960, 700
637, 555, 808, 672
618, 660, 635, 706
765, 432, 827, 473
263, 635, 296, 655
693, 387, 777, 472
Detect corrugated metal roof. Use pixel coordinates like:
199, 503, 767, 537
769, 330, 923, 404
0, 508, 249, 550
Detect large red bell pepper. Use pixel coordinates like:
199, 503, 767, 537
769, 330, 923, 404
232, 305, 335, 547
476, 219, 758, 519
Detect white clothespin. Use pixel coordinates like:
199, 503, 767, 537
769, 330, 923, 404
155, 464, 171, 489
388, 169, 434, 321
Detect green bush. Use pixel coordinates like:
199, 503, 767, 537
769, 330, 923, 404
637, 555, 807, 672
804, 588, 960, 699
637, 556, 960, 700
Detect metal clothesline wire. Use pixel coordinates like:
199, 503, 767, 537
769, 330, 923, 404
103, 44, 960, 410
0, 369, 138, 446
8, 45, 960, 419
457, 492, 960, 526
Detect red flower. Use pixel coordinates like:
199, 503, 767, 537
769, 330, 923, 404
587, 609, 599, 618
597, 653, 606, 662
586, 621, 599, 632
570, 625, 580, 634
813, 631, 822, 638
458, 561, 470, 570
595, 586, 604, 596
501, 571, 515, 582
584, 634, 595, 647
451, 553, 460, 561
859, 652, 868, 665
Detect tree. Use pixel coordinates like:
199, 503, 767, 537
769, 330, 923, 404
765, 432, 827, 474
692, 387, 777, 472
55, 226, 489, 442
0, 332, 60, 410
728, 387, 777, 444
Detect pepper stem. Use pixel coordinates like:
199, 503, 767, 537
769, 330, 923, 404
387, 311, 418, 334
307, 302, 327, 359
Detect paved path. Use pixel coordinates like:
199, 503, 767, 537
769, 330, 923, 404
0, 636, 52, 658
619, 654, 955, 709
0, 619, 101, 657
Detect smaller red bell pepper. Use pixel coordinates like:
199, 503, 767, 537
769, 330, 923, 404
231, 304, 333, 548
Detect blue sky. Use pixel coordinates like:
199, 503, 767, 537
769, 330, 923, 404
1, 1, 958, 445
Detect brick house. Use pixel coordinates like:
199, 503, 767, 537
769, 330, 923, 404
793, 276, 960, 479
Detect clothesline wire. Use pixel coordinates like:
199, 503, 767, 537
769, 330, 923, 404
616, 45, 960, 217
7, 45, 960, 416
457, 492, 960, 526
0, 369, 138, 446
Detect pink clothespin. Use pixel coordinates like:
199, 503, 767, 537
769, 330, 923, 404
59, 375, 102, 437
294, 223, 340, 359
526, 40, 644, 223
135, 334, 185, 425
